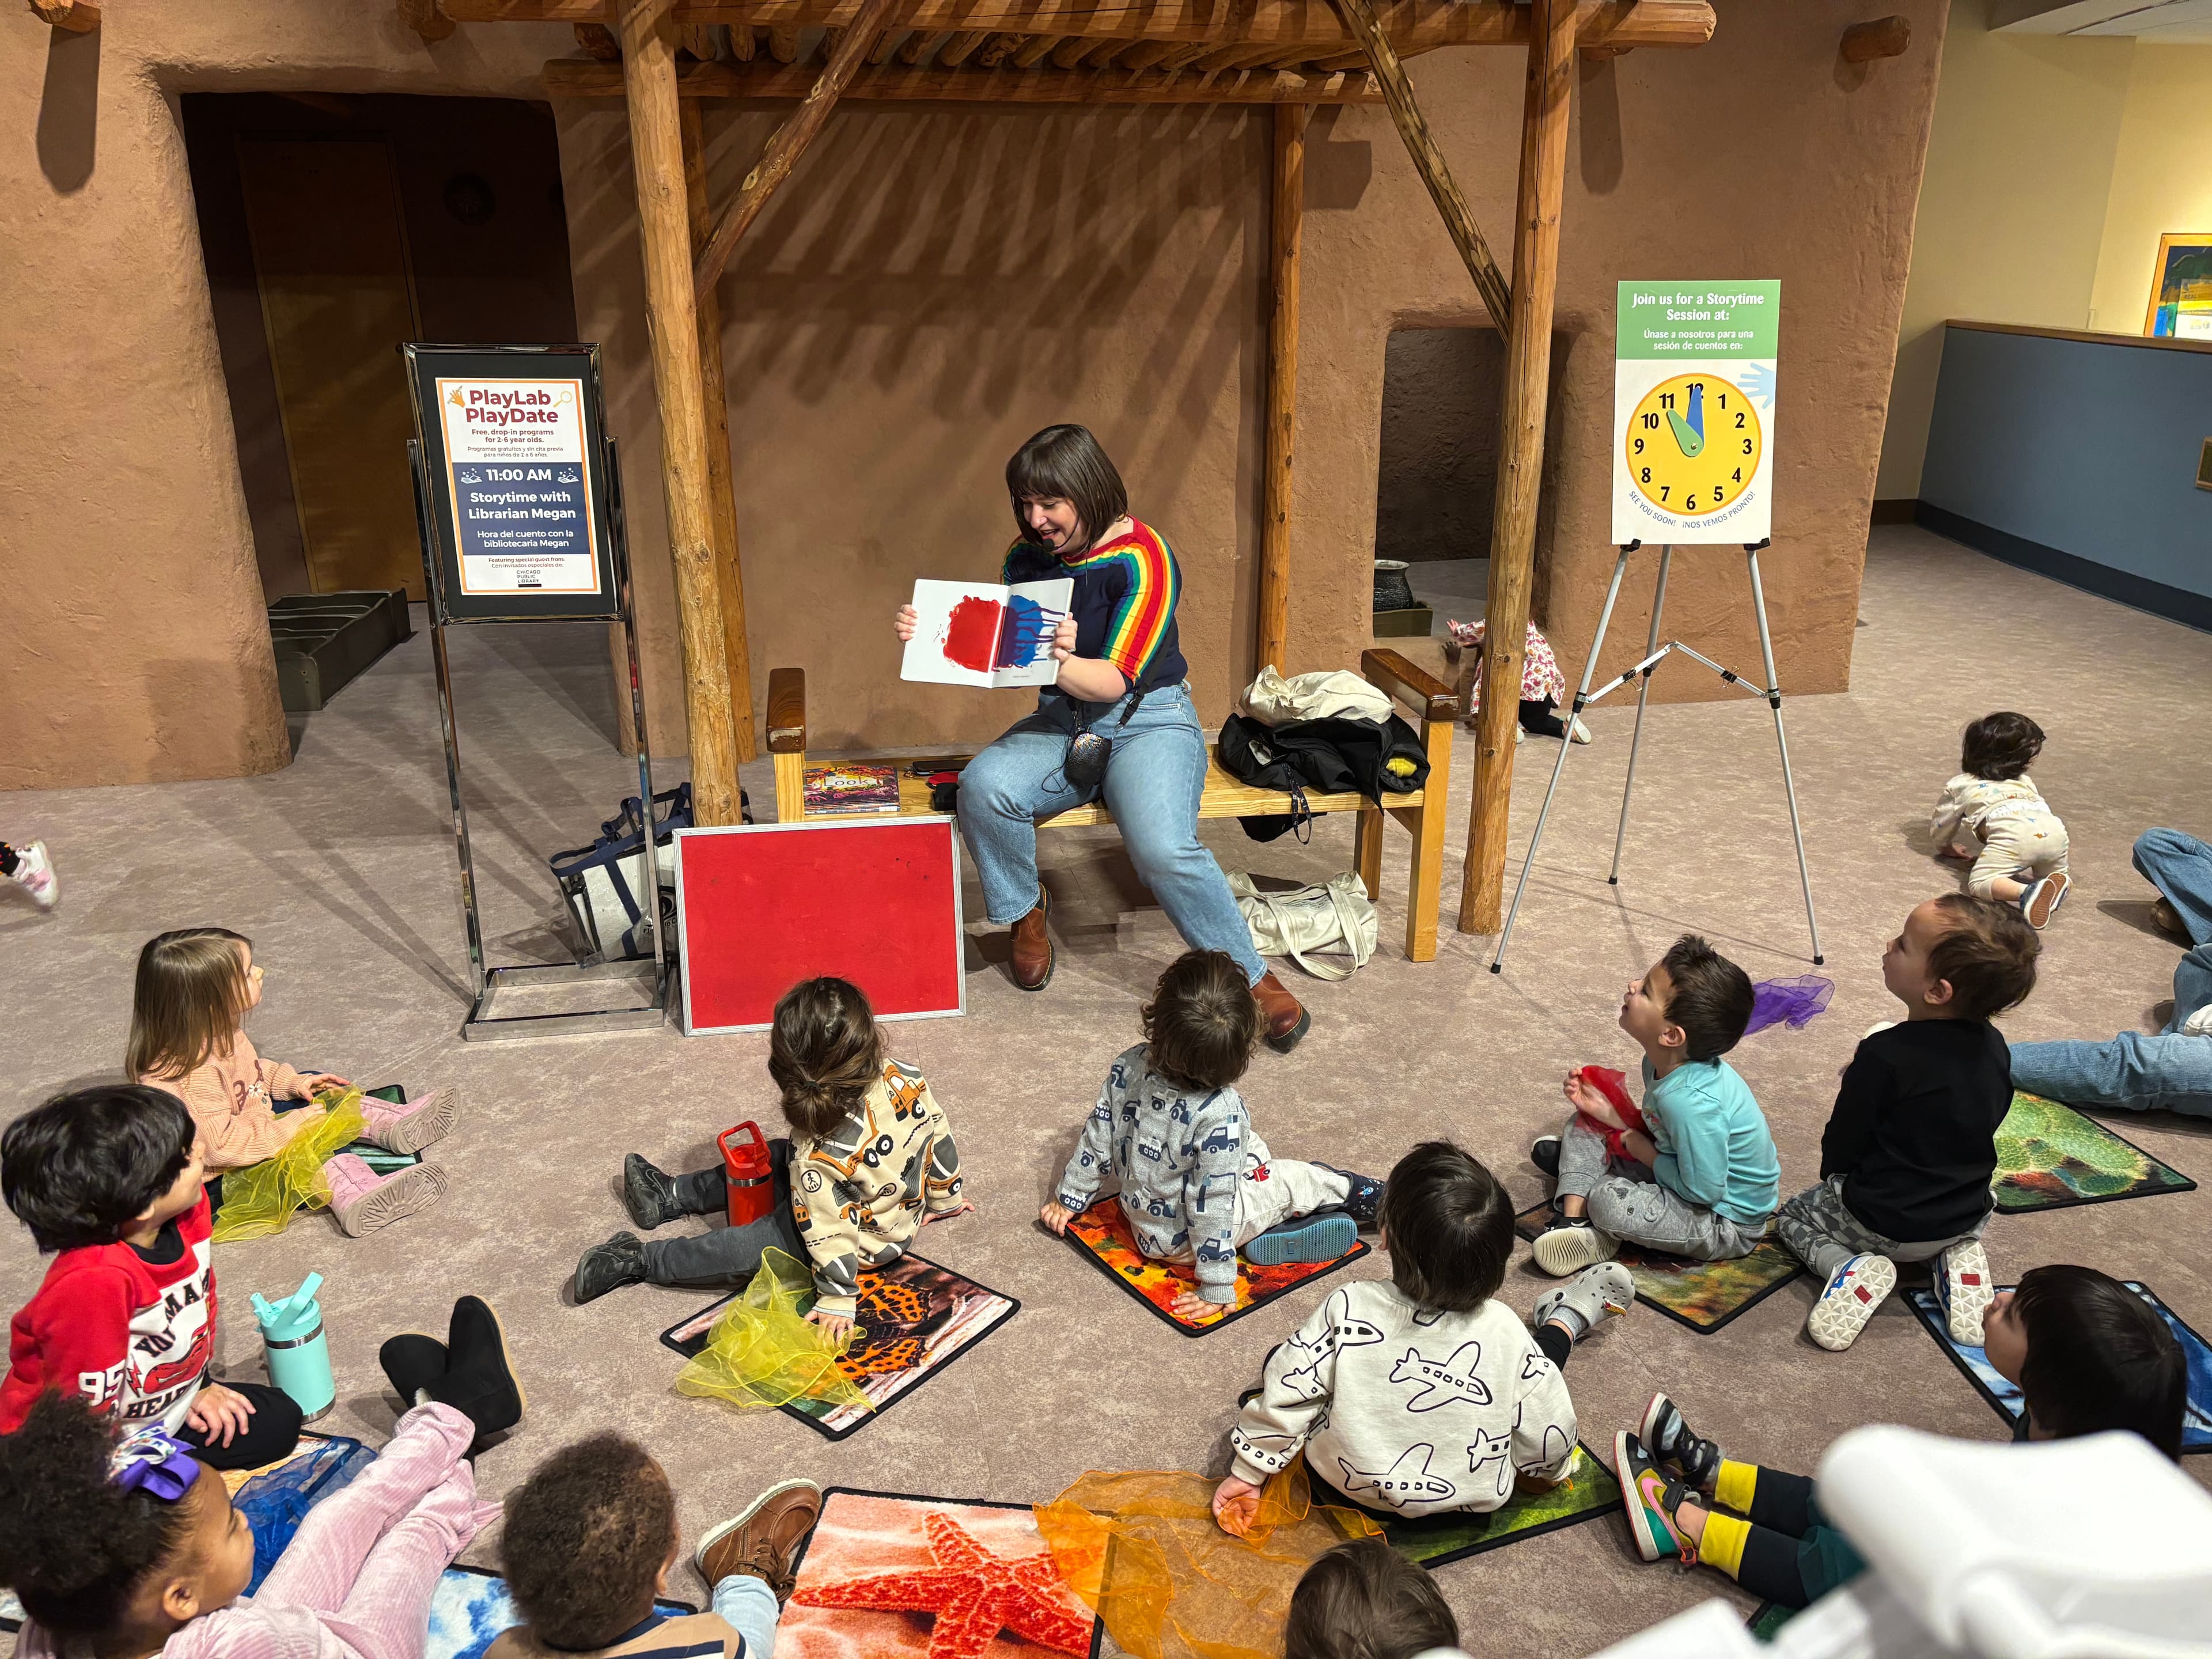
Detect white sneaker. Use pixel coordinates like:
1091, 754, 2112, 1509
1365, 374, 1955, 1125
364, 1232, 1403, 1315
5, 841, 57, 910
1935, 1238, 1995, 1345
1806, 1253, 1896, 1352
1570, 715, 1593, 744
2181, 1003, 2212, 1038
1531, 1218, 1619, 1277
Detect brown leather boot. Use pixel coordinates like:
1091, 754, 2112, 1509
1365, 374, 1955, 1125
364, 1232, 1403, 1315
1009, 885, 1054, 991
1253, 970, 1310, 1053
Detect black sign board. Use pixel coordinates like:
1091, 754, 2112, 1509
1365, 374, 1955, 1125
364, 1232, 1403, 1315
403, 343, 620, 622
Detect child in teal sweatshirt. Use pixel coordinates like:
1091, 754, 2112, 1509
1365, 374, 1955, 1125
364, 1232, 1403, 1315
1529, 934, 1779, 1276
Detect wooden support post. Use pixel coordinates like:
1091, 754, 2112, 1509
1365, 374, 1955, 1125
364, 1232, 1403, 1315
618, 0, 744, 825
681, 100, 759, 763
1327, 0, 1512, 331
1256, 101, 1305, 676
29, 0, 100, 29
1458, 0, 1574, 933
693, 0, 892, 290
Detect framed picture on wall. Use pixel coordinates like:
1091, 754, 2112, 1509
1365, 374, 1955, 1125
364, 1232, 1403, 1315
2143, 234, 2212, 340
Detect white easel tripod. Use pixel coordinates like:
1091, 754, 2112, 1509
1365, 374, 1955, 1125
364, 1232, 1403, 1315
1490, 537, 1823, 974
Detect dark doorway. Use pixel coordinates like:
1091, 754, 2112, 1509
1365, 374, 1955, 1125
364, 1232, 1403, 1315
181, 94, 581, 602
1374, 327, 1507, 565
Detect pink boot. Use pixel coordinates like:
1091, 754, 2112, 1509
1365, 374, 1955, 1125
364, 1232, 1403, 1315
362, 1086, 459, 1155
324, 1153, 447, 1237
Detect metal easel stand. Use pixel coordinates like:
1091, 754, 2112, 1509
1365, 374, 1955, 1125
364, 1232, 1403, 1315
1490, 538, 1823, 975
409, 439, 668, 1041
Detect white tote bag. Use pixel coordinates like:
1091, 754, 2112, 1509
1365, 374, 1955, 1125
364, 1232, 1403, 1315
1228, 871, 1378, 981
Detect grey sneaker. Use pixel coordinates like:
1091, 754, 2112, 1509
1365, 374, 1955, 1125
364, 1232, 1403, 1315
622, 1153, 685, 1230
1532, 1260, 1634, 1343
1531, 1217, 1618, 1277
574, 1231, 649, 1303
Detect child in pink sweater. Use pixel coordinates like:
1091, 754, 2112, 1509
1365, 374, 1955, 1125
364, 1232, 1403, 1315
129, 928, 454, 1236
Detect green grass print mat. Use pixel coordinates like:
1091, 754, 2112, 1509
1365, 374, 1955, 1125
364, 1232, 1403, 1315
1513, 1204, 1803, 1333
1993, 1092, 2195, 1213
1324, 1442, 1621, 1567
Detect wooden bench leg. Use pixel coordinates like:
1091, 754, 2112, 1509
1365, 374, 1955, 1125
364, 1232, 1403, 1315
1355, 806, 1384, 905
1402, 714, 1453, 962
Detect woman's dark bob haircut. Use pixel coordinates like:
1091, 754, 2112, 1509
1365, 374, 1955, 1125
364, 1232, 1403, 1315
1007, 425, 1128, 555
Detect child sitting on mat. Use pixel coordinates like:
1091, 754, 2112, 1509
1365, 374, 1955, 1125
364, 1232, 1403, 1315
129, 927, 453, 1236
0, 1338, 518, 1659
490, 1433, 820, 1658
1780, 894, 2038, 1353
1530, 934, 1778, 1277
1039, 949, 1384, 1323
1931, 711, 2070, 929
577, 976, 971, 1337
1, 1083, 302, 1472
1286, 1536, 1459, 1659
1613, 1264, 2185, 1607
1214, 1141, 1629, 1528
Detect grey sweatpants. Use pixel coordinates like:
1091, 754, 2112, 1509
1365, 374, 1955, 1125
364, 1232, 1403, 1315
1554, 1116, 1758, 1262
641, 1141, 809, 1286
1774, 1175, 1987, 1282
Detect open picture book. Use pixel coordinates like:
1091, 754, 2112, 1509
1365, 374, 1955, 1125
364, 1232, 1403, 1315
901, 577, 1073, 688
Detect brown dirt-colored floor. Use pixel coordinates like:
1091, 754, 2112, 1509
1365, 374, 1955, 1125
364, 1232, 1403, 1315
4, 525, 2208, 1652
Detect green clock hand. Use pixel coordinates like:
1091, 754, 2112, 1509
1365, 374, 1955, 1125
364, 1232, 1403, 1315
1666, 384, 1706, 457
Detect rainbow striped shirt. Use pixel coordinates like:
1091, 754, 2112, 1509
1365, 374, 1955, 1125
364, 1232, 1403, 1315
1002, 521, 1187, 692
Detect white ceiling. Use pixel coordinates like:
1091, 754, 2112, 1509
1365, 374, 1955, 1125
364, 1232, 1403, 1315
1992, 0, 2212, 40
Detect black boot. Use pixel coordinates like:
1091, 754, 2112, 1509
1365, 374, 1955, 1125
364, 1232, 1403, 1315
425, 1295, 525, 1453
574, 1230, 650, 1304
379, 1333, 448, 1407
623, 1154, 685, 1230
1317, 1164, 1387, 1229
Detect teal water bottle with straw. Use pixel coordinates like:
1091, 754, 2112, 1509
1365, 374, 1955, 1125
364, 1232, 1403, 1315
254, 1274, 334, 1422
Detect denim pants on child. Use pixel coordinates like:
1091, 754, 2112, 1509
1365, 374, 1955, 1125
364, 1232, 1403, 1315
2008, 829, 2212, 1119
1553, 1117, 1756, 1260
1774, 1175, 1986, 1282
955, 685, 1266, 986
712, 1573, 781, 1658
641, 1143, 807, 1287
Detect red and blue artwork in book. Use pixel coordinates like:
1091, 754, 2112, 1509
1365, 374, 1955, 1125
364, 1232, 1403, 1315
902, 578, 1074, 689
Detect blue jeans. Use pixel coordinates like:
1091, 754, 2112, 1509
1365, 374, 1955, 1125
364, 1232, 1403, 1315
2008, 828, 2212, 1118
957, 684, 1264, 984
712, 1572, 779, 1658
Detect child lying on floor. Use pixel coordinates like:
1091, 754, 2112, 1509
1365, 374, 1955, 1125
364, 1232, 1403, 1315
1039, 949, 1384, 1322
1613, 1264, 2186, 1608
577, 976, 971, 1338
1779, 893, 2039, 1353
0, 1295, 522, 1659
129, 927, 454, 1236
1931, 711, 2070, 929
1214, 1141, 1630, 1528
490, 1433, 820, 1658
1530, 934, 1778, 1277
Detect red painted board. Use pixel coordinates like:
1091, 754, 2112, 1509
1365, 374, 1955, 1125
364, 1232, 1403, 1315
674, 819, 965, 1034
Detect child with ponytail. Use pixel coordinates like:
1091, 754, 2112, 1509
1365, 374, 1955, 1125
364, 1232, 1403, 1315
575, 976, 971, 1335
129, 928, 453, 1236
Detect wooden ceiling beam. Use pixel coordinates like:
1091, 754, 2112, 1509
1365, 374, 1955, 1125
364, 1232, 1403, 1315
544, 56, 1383, 103
899, 28, 948, 63
1009, 33, 1061, 66
974, 31, 1024, 66
455, 1, 1717, 54
766, 21, 798, 56
935, 28, 988, 64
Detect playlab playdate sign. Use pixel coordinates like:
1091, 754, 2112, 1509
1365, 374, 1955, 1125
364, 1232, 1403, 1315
1612, 282, 1779, 546
435, 378, 604, 597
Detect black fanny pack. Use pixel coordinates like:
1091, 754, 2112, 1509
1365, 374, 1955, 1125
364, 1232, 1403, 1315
1066, 685, 1149, 791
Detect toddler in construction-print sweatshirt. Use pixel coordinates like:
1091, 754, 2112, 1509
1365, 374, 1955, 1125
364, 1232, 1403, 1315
1228, 1280, 1577, 1519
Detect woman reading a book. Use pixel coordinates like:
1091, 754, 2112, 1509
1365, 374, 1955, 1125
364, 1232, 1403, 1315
893, 423, 1311, 1052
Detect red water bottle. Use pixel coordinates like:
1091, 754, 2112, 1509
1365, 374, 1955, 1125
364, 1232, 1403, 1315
720, 1122, 774, 1226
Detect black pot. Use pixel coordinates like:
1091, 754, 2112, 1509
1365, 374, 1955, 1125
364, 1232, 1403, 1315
1373, 559, 1417, 612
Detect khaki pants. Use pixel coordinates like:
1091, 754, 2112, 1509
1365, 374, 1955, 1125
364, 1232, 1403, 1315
1969, 808, 2067, 897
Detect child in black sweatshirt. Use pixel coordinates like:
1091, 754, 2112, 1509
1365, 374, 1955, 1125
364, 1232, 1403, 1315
1777, 894, 2039, 1354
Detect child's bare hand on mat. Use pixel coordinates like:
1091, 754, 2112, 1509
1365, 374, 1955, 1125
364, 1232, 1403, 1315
185, 1382, 256, 1448
1169, 1289, 1227, 1323
808, 1310, 853, 1342
1212, 1476, 1264, 1536
925, 1201, 976, 1226
894, 604, 919, 642
1039, 1200, 1074, 1235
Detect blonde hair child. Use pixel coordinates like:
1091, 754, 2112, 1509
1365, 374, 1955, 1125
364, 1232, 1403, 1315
129, 928, 453, 1236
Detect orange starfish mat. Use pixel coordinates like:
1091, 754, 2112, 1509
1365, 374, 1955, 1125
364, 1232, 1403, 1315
783, 1489, 1099, 1659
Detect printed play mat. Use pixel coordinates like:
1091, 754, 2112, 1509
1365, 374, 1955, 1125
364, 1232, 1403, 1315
1513, 1204, 1802, 1333
661, 1252, 1018, 1440
1991, 1092, 2195, 1213
1340, 1441, 1621, 1567
1907, 1281, 2212, 1453
1062, 1194, 1370, 1336
429, 1564, 694, 1659
784, 1487, 1102, 1659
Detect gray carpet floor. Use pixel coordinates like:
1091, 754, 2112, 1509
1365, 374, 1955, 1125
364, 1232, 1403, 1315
3, 524, 2208, 1653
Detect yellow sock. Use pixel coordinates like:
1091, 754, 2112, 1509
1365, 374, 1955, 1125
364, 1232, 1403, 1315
1700, 1511, 1751, 1580
1714, 1458, 1759, 1516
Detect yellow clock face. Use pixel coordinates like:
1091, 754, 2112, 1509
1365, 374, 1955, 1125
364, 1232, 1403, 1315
1625, 373, 1762, 517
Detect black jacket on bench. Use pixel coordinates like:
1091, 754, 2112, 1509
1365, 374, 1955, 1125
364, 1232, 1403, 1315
1216, 713, 1429, 842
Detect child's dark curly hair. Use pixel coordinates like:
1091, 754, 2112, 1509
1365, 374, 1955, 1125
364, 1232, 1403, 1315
499, 1433, 677, 1650
2, 1084, 197, 1253
1142, 949, 1259, 1092
771, 977, 886, 1140
1960, 712, 2044, 782
0, 1390, 198, 1638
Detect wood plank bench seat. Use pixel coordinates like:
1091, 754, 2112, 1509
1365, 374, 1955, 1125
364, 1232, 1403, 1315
766, 649, 1459, 960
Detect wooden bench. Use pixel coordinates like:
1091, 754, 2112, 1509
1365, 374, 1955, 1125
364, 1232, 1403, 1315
765, 650, 1460, 960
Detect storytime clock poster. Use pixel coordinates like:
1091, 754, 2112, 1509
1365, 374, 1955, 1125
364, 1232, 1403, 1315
435, 377, 603, 598
1612, 281, 1778, 544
